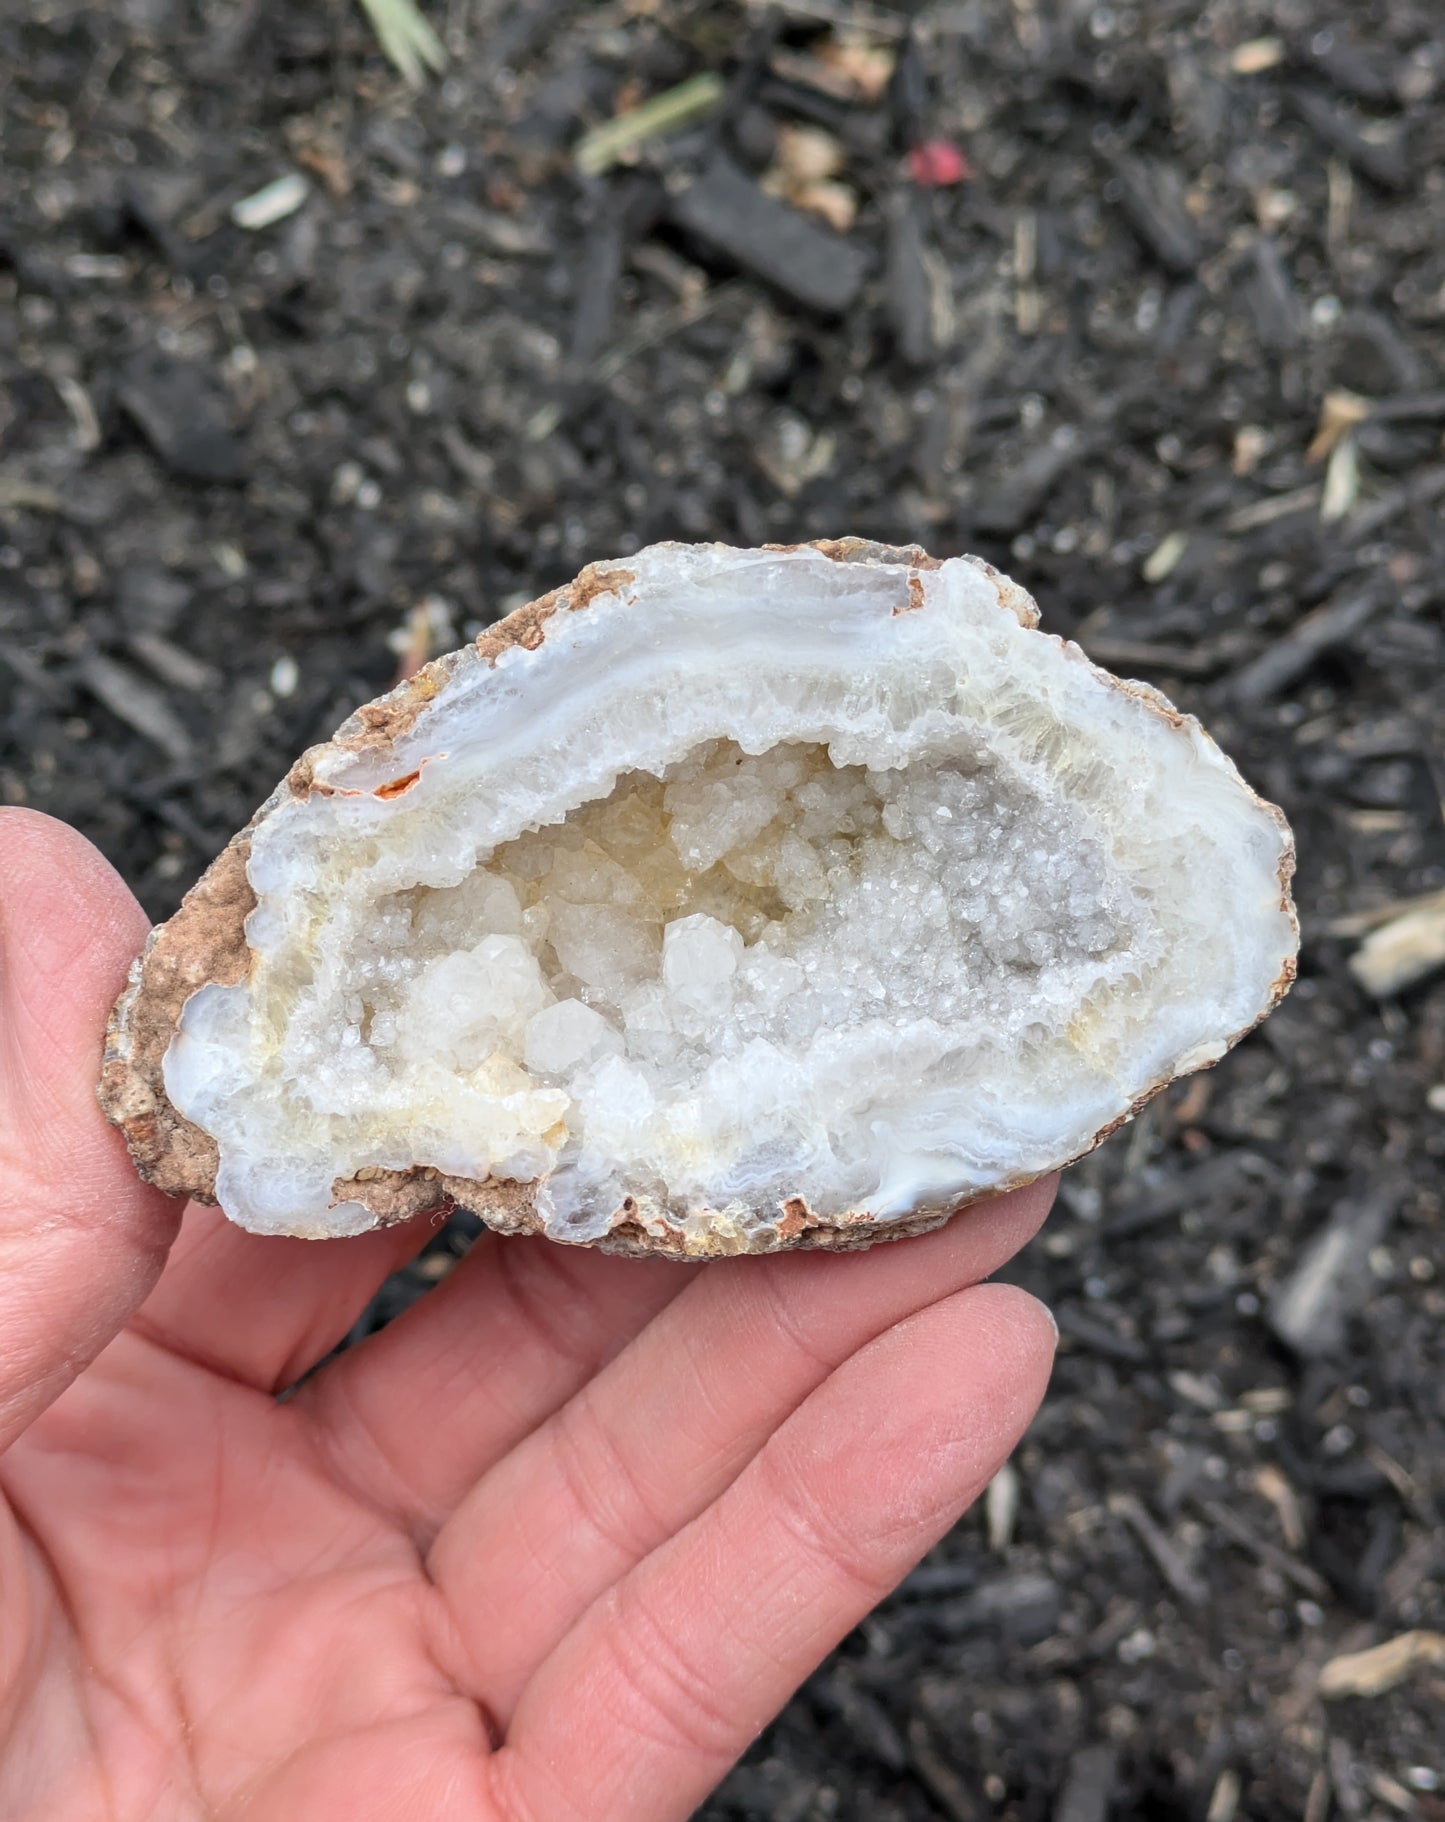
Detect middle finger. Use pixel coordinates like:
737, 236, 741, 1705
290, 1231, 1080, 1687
426, 1178, 1055, 1721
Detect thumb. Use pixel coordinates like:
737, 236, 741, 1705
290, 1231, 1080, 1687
0, 809, 181, 1454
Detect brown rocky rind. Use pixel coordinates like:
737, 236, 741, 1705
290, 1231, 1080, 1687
99, 839, 253, 1202
97, 539, 1298, 1257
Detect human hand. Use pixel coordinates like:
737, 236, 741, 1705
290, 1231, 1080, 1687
0, 806, 1057, 1821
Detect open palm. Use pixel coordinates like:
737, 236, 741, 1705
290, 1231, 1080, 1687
0, 809, 1056, 1821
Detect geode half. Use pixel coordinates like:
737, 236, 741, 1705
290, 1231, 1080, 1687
99, 540, 1297, 1256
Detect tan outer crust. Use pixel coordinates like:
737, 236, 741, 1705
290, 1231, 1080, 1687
99, 839, 255, 1201
97, 539, 1297, 1256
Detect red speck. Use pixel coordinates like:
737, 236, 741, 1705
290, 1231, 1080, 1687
907, 139, 972, 186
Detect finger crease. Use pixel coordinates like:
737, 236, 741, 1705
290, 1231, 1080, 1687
492, 1242, 616, 1378
757, 1447, 900, 1606
300, 1370, 436, 1544
598, 1580, 743, 1764
550, 1393, 674, 1563
124, 1313, 274, 1398
753, 1270, 851, 1381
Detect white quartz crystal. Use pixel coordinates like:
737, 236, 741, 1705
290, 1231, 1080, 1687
158, 542, 1296, 1247
525, 998, 621, 1075
663, 915, 744, 1017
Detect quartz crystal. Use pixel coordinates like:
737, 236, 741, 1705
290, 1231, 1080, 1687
99, 540, 1298, 1256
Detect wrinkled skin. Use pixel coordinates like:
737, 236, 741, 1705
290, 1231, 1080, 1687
0, 807, 1056, 1821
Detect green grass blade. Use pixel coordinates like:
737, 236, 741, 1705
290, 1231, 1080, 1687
356, 0, 447, 86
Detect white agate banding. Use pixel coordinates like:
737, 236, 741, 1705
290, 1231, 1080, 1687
99, 540, 1297, 1257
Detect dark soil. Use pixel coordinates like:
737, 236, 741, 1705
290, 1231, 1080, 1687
3, 1, 1443, 1817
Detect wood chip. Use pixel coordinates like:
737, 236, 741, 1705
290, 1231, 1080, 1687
1169, 1369, 1224, 1410
1267, 1184, 1400, 1358
1305, 1770, 1331, 1822
743, 0, 910, 38
1223, 483, 1320, 531
1247, 236, 1303, 351
1079, 636, 1219, 678
1328, 887, 1445, 939
1207, 1768, 1242, 1822
1320, 432, 1360, 522
1199, 1498, 1326, 1597
1307, 389, 1371, 463
667, 153, 870, 315
75, 652, 194, 764
52, 372, 101, 451
1232, 425, 1269, 476
1345, 463, 1445, 543
773, 123, 847, 186
1255, 1463, 1306, 1551
1231, 38, 1285, 75
1053, 1746, 1118, 1822
1318, 1630, 1445, 1699
0, 641, 66, 703
1229, 587, 1382, 703
1350, 897, 1445, 997
790, 179, 857, 233
1366, 1769, 1418, 1813
885, 191, 953, 365
907, 1716, 978, 1822
0, 477, 65, 516
127, 632, 222, 695
1105, 154, 1202, 275
761, 135, 859, 233
986, 1461, 1019, 1553
815, 35, 896, 102
230, 171, 310, 230
1288, 87, 1409, 192
815, 1670, 908, 1771
1110, 1492, 1208, 1608
116, 350, 247, 484
1143, 530, 1189, 582
1014, 212, 1042, 335
972, 426, 1083, 536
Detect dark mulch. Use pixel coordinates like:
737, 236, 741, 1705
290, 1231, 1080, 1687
3, 1, 1443, 1816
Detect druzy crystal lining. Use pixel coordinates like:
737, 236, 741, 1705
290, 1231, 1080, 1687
169, 731, 1158, 1241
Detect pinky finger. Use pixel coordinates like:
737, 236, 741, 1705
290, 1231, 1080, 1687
487, 1282, 1056, 1822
